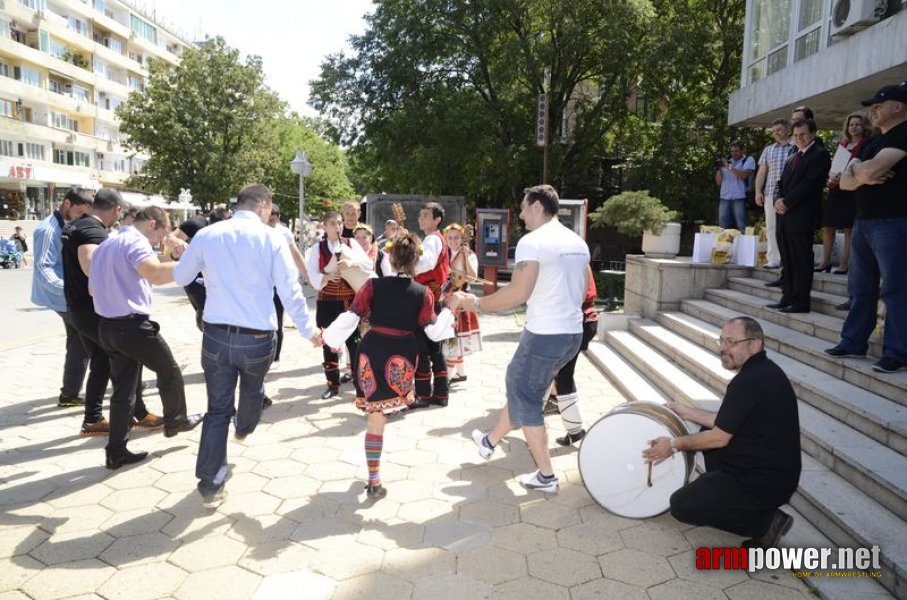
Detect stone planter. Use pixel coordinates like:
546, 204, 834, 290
641, 222, 682, 258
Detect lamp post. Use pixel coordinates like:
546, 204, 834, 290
178, 188, 192, 223
290, 148, 313, 252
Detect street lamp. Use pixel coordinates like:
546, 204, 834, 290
290, 148, 313, 252
178, 188, 192, 223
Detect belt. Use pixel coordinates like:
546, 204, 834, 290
101, 313, 149, 321
205, 322, 273, 336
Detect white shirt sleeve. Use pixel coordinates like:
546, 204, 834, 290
272, 239, 317, 339
322, 310, 361, 349
346, 239, 377, 274
172, 240, 203, 286
415, 233, 443, 275
305, 245, 325, 290
514, 235, 540, 265
468, 252, 478, 274
424, 308, 455, 341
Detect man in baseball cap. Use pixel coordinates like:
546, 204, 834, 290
861, 83, 907, 106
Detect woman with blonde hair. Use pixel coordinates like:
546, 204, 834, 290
444, 223, 481, 382
323, 230, 454, 500
816, 112, 872, 275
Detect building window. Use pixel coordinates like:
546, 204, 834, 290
0, 140, 15, 156
18, 0, 47, 11
13, 66, 41, 88
94, 0, 105, 12
49, 112, 79, 132
22, 142, 45, 161
68, 17, 90, 37
130, 15, 157, 45
0, 99, 14, 118
795, 28, 821, 61
0, 61, 8, 78
53, 149, 89, 166
113, 158, 126, 172
128, 76, 144, 92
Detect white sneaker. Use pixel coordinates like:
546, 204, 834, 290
472, 429, 494, 460
519, 470, 559, 493
270, 361, 280, 370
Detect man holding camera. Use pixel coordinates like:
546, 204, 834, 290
715, 141, 756, 232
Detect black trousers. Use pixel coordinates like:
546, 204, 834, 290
273, 291, 284, 362
55, 310, 89, 399
415, 301, 448, 402
777, 219, 814, 309
669, 453, 776, 538
99, 316, 188, 456
316, 299, 362, 395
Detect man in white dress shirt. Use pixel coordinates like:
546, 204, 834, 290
173, 183, 321, 508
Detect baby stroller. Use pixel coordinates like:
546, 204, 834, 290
0, 238, 22, 269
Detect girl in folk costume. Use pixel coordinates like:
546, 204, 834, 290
305, 211, 374, 400
354, 224, 379, 263
322, 231, 455, 499
550, 265, 599, 446
444, 223, 482, 383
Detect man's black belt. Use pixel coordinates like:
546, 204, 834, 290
101, 313, 149, 321
205, 322, 272, 336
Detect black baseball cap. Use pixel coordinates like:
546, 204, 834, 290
178, 215, 207, 240
861, 84, 907, 106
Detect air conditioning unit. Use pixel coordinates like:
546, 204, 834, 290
831, 0, 887, 37
66, 133, 77, 143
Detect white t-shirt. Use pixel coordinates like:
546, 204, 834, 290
515, 218, 590, 335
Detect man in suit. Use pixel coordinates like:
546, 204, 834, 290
768, 119, 831, 314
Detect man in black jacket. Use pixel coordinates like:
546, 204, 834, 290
769, 119, 831, 313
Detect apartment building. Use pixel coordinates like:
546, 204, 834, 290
0, 0, 190, 220
728, 0, 906, 128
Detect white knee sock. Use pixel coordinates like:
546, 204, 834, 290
556, 393, 583, 435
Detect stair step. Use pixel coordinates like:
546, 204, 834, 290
658, 312, 907, 457
728, 276, 851, 318
750, 267, 849, 297
627, 319, 907, 520
583, 342, 669, 404
681, 298, 907, 407
795, 454, 907, 599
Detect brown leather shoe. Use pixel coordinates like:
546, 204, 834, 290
133, 413, 165, 430
80, 418, 110, 436
742, 509, 793, 549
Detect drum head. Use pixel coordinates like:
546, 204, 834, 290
579, 408, 689, 519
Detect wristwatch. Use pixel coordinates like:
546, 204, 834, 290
670, 438, 679, 454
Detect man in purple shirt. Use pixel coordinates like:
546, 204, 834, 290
90, 206, 203, 469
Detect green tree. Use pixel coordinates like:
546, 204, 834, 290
117, 37, 284, 208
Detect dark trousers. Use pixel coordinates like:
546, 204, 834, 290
184, 278, 206, 332
316, 299, 362, 395
415, 302, 448, 402
55, 310, 89, 399
777, 219, 814, 309
670, 453, 775, 538
273, 292, 284, 362
99, 316, 188, 457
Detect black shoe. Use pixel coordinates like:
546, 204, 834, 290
430, 396, 448, 407
543, 397, 559, 415
57, 394, 86, 408
779, 305, 809, 313
873, 357, 907, 374
835, 300, 851, 311
833, 269, 848, 275
365, 483, 387, 500
410, 398, 431, 409
742, 509, 793, 549
814, 265, 831, 273
320, 387, 340, 400
263, 395, 273, 408
449, 374, 468, 384
340, 373, 352, 384
765, 302, 789, 310
106, 448, 149, 470
556, 430, 586, 447
164, 413, 204, 438
764, 279, 783, 288
823, 345, 865, 359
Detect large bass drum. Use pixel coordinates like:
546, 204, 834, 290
578, 401, 692, 518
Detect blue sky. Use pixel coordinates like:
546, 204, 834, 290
146, 0, 374, 116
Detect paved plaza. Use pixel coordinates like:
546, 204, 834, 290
0, 268, 815, 599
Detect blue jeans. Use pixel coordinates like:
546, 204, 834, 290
196, 324, 276, 495
506, 330, 582, 427
719, 198, 747, 232
840, 217, 907, 362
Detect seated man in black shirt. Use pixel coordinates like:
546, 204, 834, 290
643, 316, 801, 549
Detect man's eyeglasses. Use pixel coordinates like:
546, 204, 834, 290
716, 337, 756, 347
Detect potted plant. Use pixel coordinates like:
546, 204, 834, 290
590, 190, 682, 258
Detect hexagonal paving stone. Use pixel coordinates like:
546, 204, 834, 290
253, 569, 334, 600
21, 558, 116, 600
304, 462, 359, 482
240, 444, 293, 462
459, 500, 519, 528
238, 540, 317, 576
648, 578, 731, 600
252, 458, 306, 479
668, 549, 750, 589
101, 508, 174, 538
682, 525, 746, 549
412, 574, 491, 600
98, 531, 180, 568
556, 518, 626, 556
169, 535, 247, 572
492, 523, 558, 555
379, 480, 435, 503
493, 576, 570, 600
519, 501, 581, 531
0, 526, 48, 558
577, 505, 638, 531
227, 514, 297, 545
331, 572, 413, 600
96, 561, 188, 600
103, 465, 163, 490
153, 472, 198, 494
458, 545, 526, 584
217, 491, 283, 517
356, 519, 426, 551
100, 487, 167, 512
29, 531, 115, 565
261, 475, 321, 500
44, 484, 115, 510
620, 522, 693, 557
434, 481, 489, 503
289, 516, 361, 551
173, 565, 261, 600
570, 578, 649, 600
727, 577, 813, 598
383, 547, 457, 582
527, 547, 602, 587
396, 498, 457, 524
423, 519, 491, 552
308, 539, 384, 580
598, 548, 676, 588
386, 448, 438, 467
0, 555, 43, 593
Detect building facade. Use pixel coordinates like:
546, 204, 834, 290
729, 0, 906, 128
0, 0, 189, 220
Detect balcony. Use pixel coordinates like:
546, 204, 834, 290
0, 37, 95, 88
0, 115, 71, 144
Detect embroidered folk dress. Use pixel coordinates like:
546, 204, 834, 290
322, 276, 454, 415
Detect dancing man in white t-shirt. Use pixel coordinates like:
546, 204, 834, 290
451, 184, 589, 493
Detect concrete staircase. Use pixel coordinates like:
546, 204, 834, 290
589, 267, 907, 599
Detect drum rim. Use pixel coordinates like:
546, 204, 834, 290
577, 401, 693, 519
